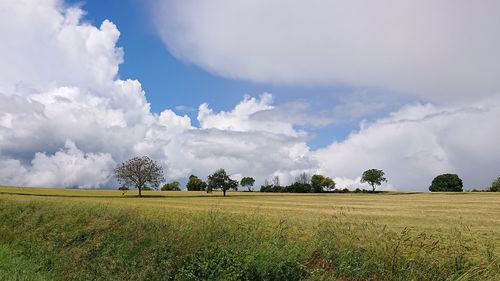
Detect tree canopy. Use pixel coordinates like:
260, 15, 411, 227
186, 175, 207, 191
114, 156, 164, 197
240, 177, 255, 191
429, 174, 463, 192
360, 169, 387, 192
207, 169, 238, 196
311, 174, 336, 192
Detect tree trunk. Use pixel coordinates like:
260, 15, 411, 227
223, 189, 226, 197
371, 184, 375, 192
138, 187, 142, 197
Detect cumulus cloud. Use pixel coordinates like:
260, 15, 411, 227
0, 140, 115, 188
153, 0, 500, 101
314, 94, 500, 190
0, 0, 316, 188
26, 140, 116, 188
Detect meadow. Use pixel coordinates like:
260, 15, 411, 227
0, 186, 498, 280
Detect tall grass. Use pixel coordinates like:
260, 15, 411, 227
0, 197, 498, 280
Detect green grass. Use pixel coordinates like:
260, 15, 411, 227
0, 186, 498, 280
0, 244, 53, 281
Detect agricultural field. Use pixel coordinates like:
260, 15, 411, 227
0, 186, 498, 280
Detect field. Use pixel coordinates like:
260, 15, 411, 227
0, 186, 499, 280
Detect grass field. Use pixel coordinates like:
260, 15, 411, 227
0, 186, 499, 280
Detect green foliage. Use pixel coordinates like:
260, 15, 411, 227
240, 177, 255, 191
311, 175, 336, 193
286, 182, 312, 193
114, 156, 165, 197
361, 169, 387, 191
186, 175, 207, 191
161, 181, 181, 191
207, 169, 238, 196
260, 175, 338, 193
489, 176, 500, 192
429, 174, 463, 192
259, 184, 282, 192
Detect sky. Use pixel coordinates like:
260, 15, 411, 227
1, 0, 499, 191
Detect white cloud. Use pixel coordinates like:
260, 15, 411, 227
0, 0, 122, 94
197, 93, 302, 136
153, 0, 500, 101
25, 140, 116, 188
314, 95, 500, 191
0, 0, 315, 188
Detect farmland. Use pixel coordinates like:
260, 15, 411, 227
0, 186, 499, 280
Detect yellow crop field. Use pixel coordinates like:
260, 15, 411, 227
1, 186, 498, 233
0, 186, 499, 280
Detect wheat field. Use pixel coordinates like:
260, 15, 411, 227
0, 186, 498, 280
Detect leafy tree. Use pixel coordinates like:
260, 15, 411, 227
360, 169, 387, 192
489, 176, 500, 192
311, 174, 336, 193
114, 156, 164, 197
186, 175, 207, 191
240, 177, 255, 192
429, 174, 463, 192
207, 169, 238, 196
162, 181, 181, 191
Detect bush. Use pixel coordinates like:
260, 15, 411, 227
429, 174, 463, 192
161, 181, 181, 191
285, 183, 312, 193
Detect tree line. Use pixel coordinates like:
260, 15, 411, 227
115, 156, 500, 197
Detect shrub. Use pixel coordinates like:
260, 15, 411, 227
161, 181, 181, 191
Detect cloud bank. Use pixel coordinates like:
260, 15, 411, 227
0, 0, 315, 188
0, 0, 499, 191
153, 0, 500, 101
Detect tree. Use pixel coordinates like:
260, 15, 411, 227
114, 156, 164, 197
429, 174, 463, 192
489, 176, 500, 192
207, 169, 238, 196
118, 186, 129, 196
162, 181, 181, 191
271, 175, 281, 187
295, 172, 310, 185
240, 177, 255, 192
186, 175, 207, 191
360, 169, 387, 192
311, 174, 336, 192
